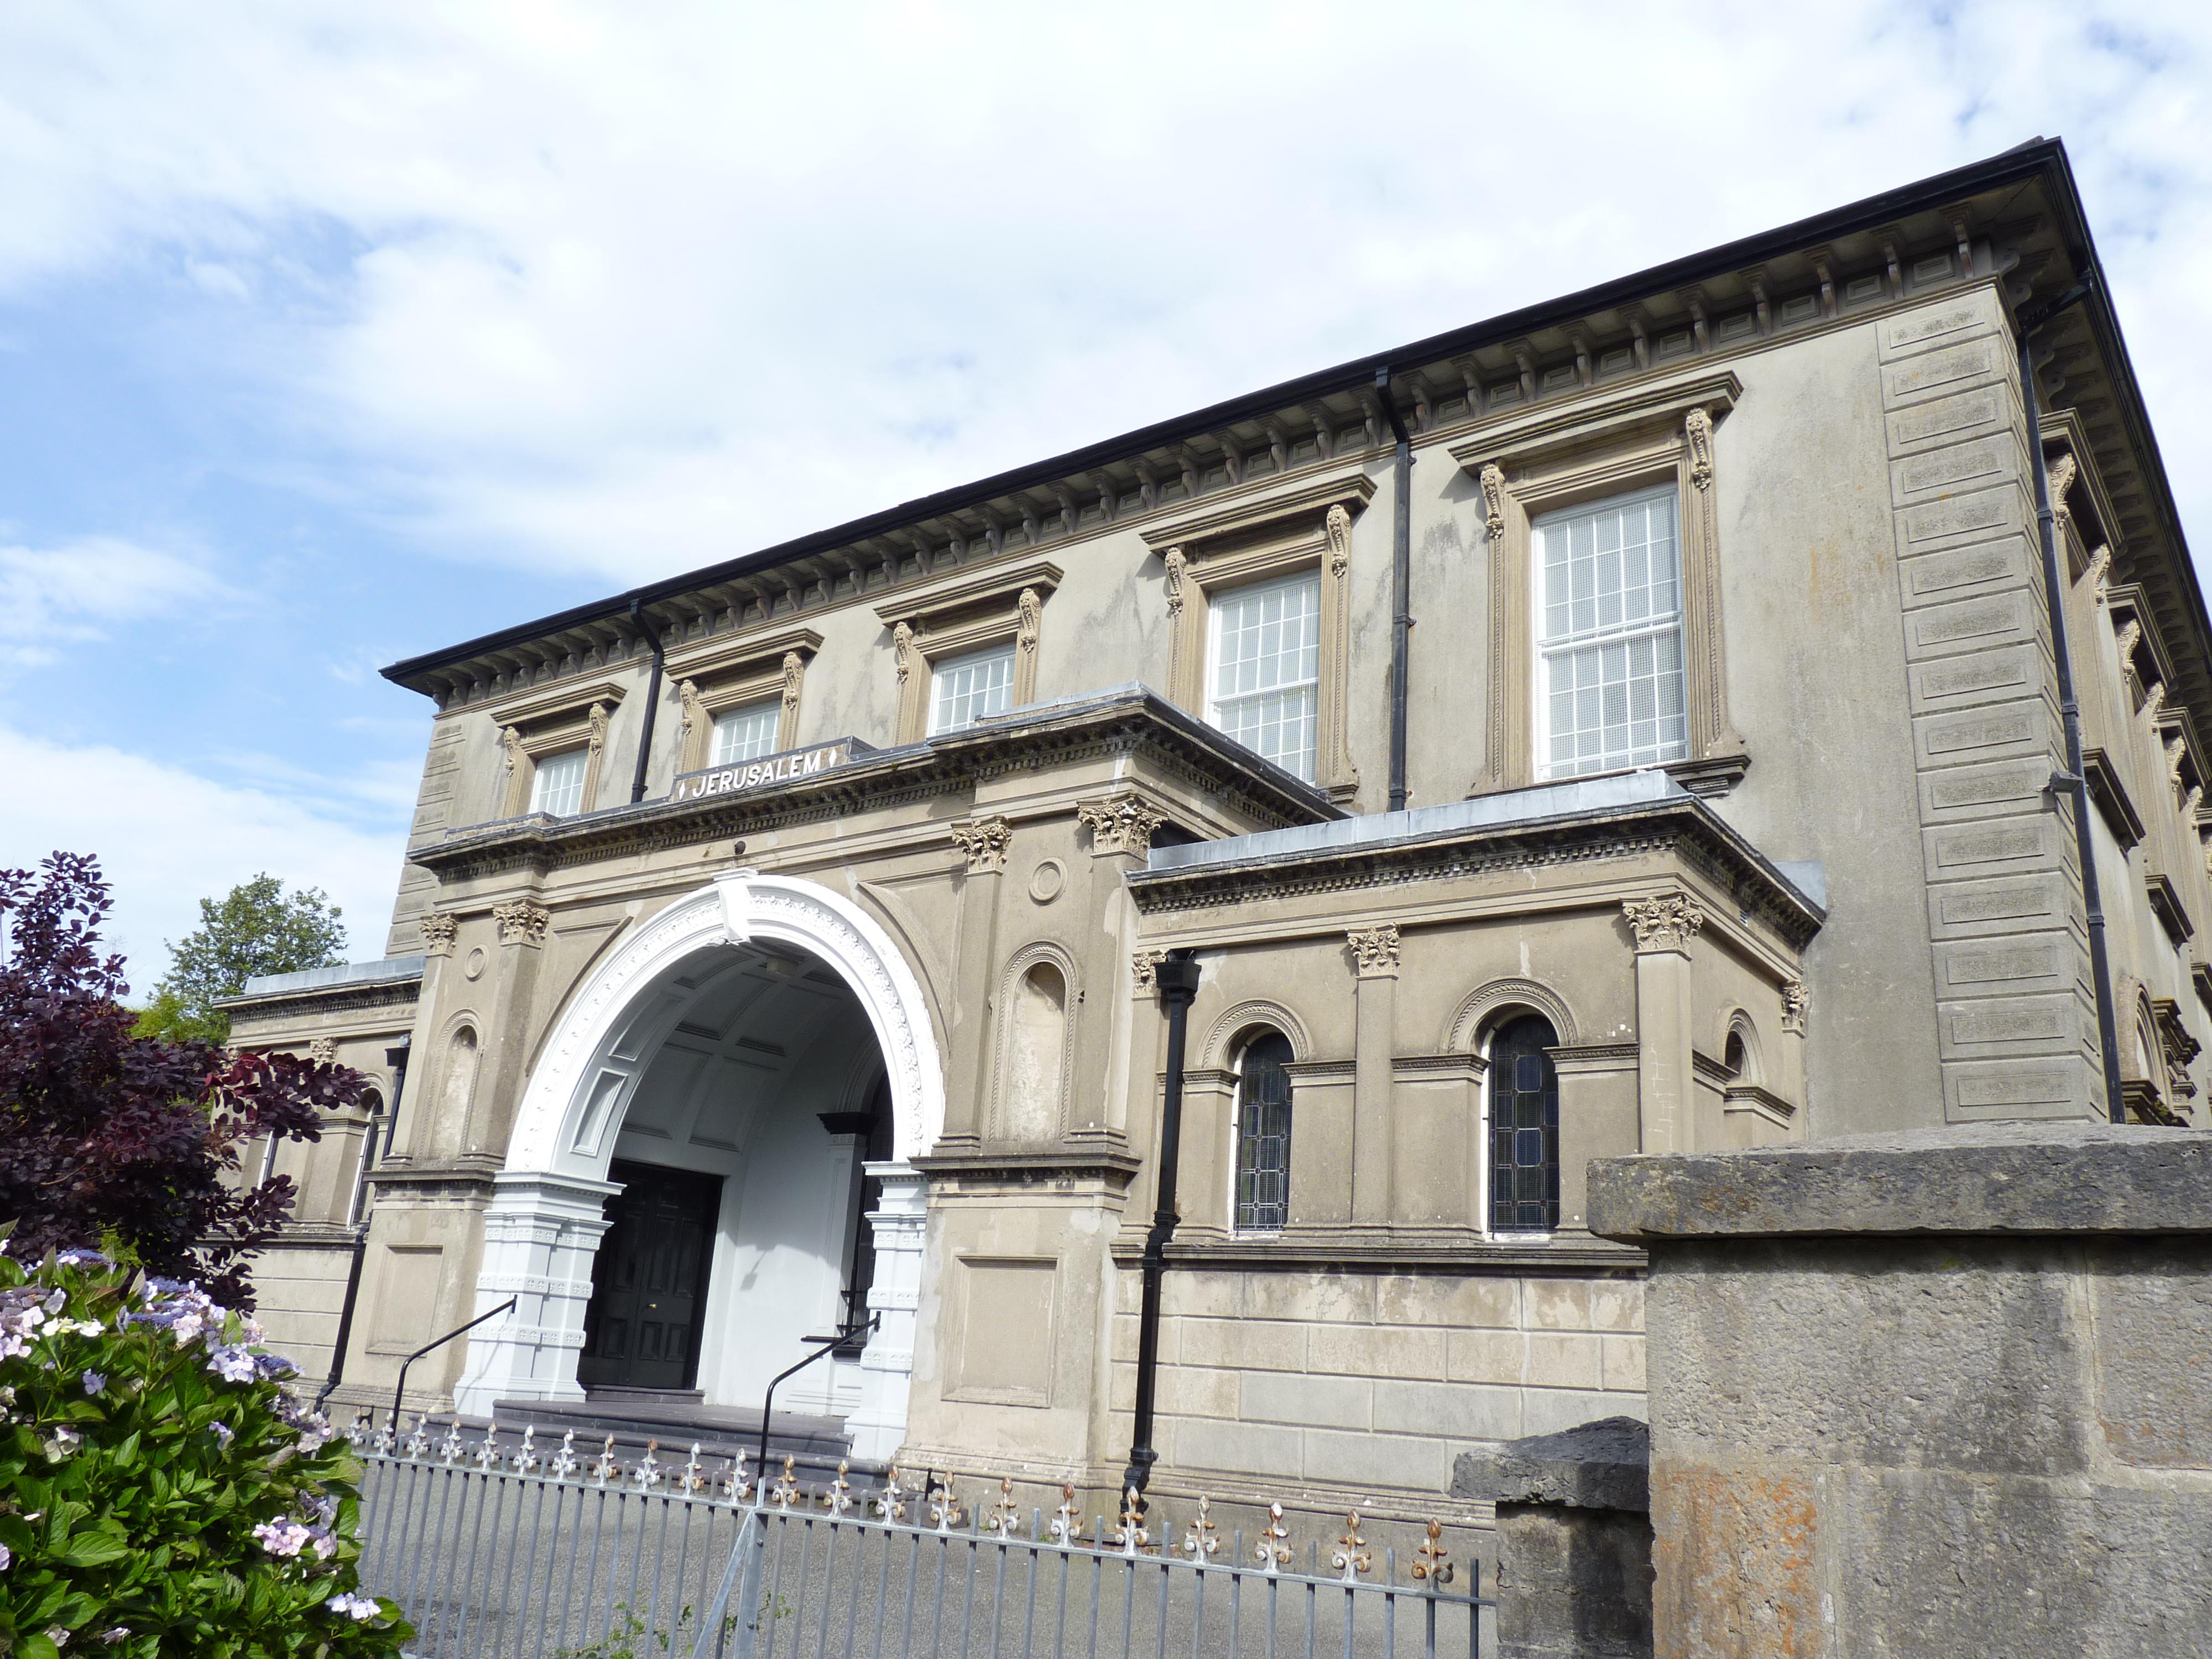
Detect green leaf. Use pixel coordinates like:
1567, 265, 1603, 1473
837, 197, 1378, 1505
21, 1631, 63, 1659
54, 1531, 132, 1567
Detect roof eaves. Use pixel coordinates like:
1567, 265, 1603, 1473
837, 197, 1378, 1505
383, 142, 2073, 692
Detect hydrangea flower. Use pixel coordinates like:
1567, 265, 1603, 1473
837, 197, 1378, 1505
210, 1420, 236, 1449
327, 1592, 380, 1621
43, 1425, 81, 1460
82, 1370, 106, 1396
251, 1519, 312, 1558
207, 1345, 258, 1384
0, 1540, 11, 1571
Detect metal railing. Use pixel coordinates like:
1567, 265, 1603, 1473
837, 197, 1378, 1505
351, 1421, 1492, 1659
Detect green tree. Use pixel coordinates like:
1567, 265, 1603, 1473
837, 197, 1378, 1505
134, 874, 347, 1044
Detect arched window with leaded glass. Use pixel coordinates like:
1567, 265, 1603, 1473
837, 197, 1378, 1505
1488, 1014, 1560, 1232
1233, 1032, 1295, 1233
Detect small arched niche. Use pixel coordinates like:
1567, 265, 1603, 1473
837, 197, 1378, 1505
1000, 958, 1069, 1141
440, 1025, 481, 1151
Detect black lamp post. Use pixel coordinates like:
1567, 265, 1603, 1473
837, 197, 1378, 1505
1122, 950, 1201, 1502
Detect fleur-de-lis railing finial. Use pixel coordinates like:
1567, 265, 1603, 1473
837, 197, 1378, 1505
550, 1430, 578, 1481
634, 1438, 664, 1491
370, 1413, 395, 1457
1111, 1486, 1150, 1557
825, 1460, 855, 1515
403, 1414, 430, 1460
721, 1449, 753, 1504
679, 1443, 705, 1495
984, 1475, 1020, 1538
1182, 1494, 1219, 1559
592, 1434, 619, 1487
1331, 1512, 1372, 1583
439, 1418, 466, 1465
928, 1475, 963, 1533
513, 1425, 541, 1475
870, 1466, 907, 1523
474, 1422, 502, 1471
1411, 1519, 1455, 1587
1049, 1483, 1082, 1546
770, 1455, 801, 1510
1254, 1502, 1292, 1574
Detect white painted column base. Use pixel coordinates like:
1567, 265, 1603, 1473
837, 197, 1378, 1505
452, 1171, 621, 1417
844, 1162, 928, 1465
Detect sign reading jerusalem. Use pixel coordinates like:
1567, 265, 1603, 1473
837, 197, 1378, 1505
671, 738, 869, 804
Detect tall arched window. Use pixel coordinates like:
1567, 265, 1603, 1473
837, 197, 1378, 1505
1489, 1014, 1560, 1232
1234, 1032, 1295, 1233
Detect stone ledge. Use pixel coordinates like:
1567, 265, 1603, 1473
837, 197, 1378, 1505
1451, 1417, 1650, 1513
1588, 1121, 2212, 1240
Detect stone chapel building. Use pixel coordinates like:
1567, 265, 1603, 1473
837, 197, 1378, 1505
229, 139, 2210, 1530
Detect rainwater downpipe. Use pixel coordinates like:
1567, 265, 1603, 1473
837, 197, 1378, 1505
316, 1037, 405, 1412
1377, 368, 1414, 812
2017, 275, 2125, 1124
1122, 950, 1202, 1501
628, 598, 666, 805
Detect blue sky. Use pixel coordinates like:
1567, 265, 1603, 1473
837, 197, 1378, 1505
3, 1, 2208, 990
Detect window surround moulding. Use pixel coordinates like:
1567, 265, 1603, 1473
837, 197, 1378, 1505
485, 680, 627, 818
1451, 368, 1749, 799
1139, 465, 1378, 805
874, 555, 1063, 744
665, 623, 823, 774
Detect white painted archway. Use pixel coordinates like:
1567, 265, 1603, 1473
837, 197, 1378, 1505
452, 870, 942, 1461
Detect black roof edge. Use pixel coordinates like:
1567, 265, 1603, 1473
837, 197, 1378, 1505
383, 140, 2073, 691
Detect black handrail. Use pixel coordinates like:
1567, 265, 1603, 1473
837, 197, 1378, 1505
757, 1314, 877, 1488
389, 1297, 517, 1434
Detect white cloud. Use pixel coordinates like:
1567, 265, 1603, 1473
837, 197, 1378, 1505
0, 2, 2205, 589
0, 535, 224, 671
0, 724, 405, 993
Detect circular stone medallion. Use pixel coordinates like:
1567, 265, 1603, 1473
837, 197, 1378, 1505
1028, 859, 1067, 905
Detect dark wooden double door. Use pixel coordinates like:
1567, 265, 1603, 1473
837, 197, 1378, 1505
578, 1160, 723, 1392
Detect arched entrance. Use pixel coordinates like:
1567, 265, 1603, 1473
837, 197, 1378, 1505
452, 871, 942, 1462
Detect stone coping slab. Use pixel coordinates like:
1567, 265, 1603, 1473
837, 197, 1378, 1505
1452, 1416, 1650, 1513
1587, 1120, 2212, 1239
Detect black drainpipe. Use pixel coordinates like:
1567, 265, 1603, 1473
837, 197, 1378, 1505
316, 1037, 405, 1412
2017, 275, 2124, 1124
629, 598, 666, 804
1376, 368, 1413, 812
1122, 950, 1202, 1502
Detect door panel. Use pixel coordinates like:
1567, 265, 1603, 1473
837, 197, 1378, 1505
578, 1160, 722, 1391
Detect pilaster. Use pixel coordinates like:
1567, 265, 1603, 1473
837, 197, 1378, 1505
466, 898, 550, 1161
846, 1162, 928, 1464
451, 1169, 622, 1415
1624, 895, 1703, 1155
941, 818, 1011, 1148
1348, 924, 1401, 1224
